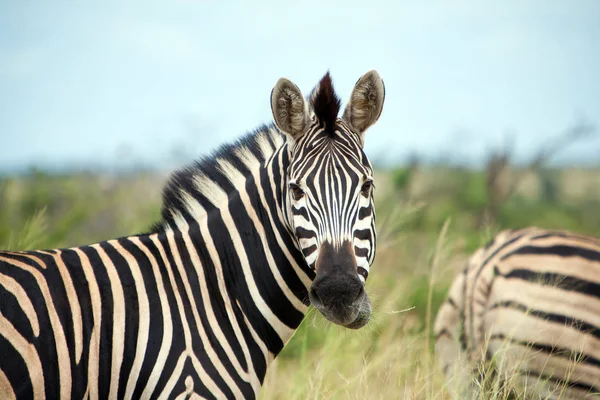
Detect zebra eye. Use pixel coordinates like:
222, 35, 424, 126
361, 180, 374, 196
289, 183, 305, 201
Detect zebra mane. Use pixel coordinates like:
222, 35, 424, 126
152, 124, 285, 232
152, 73, 343, 233
310, 72, 341, 132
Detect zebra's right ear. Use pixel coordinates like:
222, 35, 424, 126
342, 70, 385, 144
271, 78, 310, 141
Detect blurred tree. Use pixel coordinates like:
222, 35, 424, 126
538, 168, 560, 204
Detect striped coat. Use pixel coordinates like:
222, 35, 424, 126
0, 70, 386, 399
435, 227, 600, 399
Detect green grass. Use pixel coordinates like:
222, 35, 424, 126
2, 166, 599, 399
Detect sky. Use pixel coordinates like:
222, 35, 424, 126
1, 0, 599, 172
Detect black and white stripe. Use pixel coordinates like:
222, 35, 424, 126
0, 70, 385, 399
435, 227, 600, 399
286, 118, 376, 282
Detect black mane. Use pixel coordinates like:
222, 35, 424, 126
151, 125, 285, 233
151, 71, 342, 233
310, 72, 341, 132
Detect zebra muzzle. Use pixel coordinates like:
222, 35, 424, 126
308, 241, 372, 328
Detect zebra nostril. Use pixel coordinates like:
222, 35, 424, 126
354, 285, 365, 303
309, 287, 323, 307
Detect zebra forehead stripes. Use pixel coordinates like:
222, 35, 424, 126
290, 137, 371, 180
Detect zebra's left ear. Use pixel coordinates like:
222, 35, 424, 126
342, 70, 385, 144
271, 77, 310, 141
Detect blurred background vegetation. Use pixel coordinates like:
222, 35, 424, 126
1, 122, 599, 399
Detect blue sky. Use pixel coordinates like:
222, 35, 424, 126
1, 0, 599, 172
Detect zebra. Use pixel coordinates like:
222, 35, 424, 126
434, 227, 600, 399
0, 70, 385, 399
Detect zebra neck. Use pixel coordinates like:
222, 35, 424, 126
154, 126, 316, 374
161, 150, 313, 378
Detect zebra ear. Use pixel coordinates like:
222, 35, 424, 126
342, 70, 385, 142
271, 78, 310, 140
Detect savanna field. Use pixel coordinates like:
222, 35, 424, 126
2, 165, 600, 399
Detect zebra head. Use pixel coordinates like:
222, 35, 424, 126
271, 71, 385, 329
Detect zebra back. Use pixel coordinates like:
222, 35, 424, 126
435, 227, 600, 399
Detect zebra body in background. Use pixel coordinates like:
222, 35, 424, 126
435, 227, 600, 399
0, 70, 385, 399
